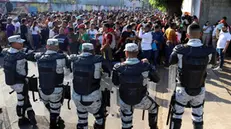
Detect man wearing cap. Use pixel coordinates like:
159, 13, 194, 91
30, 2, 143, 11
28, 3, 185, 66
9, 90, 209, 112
112, 43, 160, 129
69, 43, 107, 129
2, 35, 37, 126
6, 17, 15, 38
27, 39, 69, 129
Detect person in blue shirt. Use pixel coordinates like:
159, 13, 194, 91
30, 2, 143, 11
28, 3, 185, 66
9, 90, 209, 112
152, 24, 164, 66
53, 28, 70, 53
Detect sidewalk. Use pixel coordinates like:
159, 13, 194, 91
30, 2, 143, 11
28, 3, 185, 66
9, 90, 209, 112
0, 59, 231, 129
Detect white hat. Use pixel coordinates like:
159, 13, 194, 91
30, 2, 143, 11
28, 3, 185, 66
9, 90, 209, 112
124, 43, 139, 52
47, 39, 59, 46
82, 43, 94, 51
8, 35, 25, 44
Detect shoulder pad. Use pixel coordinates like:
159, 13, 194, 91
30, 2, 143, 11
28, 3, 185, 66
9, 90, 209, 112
173, 44, 187, 53
34, 52, 43, 60
1, 48, 9, 56
69, 54, 79, 61
113, 62, 122, 70
140, 62, 151, 71
94, 55, 104, 63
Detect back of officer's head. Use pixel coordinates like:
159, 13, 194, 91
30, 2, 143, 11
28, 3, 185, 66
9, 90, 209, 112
124, 43, 139, 58
82, 43, 94, 54
187, 23, 201, 39
46, 39, 59, 51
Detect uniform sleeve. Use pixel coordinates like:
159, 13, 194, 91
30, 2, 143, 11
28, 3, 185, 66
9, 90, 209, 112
16, 59, 27, 76
26, 52, 36, 62
169, 45, 182, 65
94, 62, 102, 79
112, 63, 120, 86
148, 65, 160, 83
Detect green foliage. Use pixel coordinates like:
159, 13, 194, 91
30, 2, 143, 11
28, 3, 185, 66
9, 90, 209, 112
148, 0, 167, 12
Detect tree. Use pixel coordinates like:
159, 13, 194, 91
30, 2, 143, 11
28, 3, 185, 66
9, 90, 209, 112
149, 0, 183, 16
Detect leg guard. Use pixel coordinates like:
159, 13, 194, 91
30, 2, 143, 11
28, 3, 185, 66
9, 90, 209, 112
77, 123, 88, 129
149, 113, 158, 129
93, 103, 106, 128
45, 103, 50, 112
27, 110, 37, 125
94, 122, 105, 129
18, 117, 30, 127
16, 105, 25, 118
50, 113, 59, 129
193, 121, 203, 129
170, 118, 182, 129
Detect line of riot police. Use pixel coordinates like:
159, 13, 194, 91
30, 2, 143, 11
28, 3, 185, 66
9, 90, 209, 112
2, 23, 216, 129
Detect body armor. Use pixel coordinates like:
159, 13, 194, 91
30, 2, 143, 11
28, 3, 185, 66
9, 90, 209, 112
37, 53, 65, 95
174, 45, 215, 95
3, 51, 27, 85
115, 62, 150, 105
72, 55, 103, 95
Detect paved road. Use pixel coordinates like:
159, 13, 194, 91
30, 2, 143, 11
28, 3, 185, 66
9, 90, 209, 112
0, 57, 231, 129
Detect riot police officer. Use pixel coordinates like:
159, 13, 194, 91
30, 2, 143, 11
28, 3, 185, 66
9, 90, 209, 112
112, 43, 160, 129
69, 43, 106, 129
169, 23, 216, 129
29, 39, 69, 129
2, 35, 37, 126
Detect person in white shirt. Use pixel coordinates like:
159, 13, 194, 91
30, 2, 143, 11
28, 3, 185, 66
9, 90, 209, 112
202, 21, 212, 46
214, 24, 231, 71
139, 24, 153, 61
30, 21, 40, 50
13, 18, 21, 34
87, 23, 98, 40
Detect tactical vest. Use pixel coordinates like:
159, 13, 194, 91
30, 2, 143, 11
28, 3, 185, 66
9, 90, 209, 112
72, 55, 103, 95
37, 53, 65, 95
3, 51, 27, 85
176, 45, 215, 96
118, 62, 149, 105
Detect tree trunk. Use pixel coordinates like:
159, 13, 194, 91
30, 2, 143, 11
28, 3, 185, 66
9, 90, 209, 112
166, 0, 183, 16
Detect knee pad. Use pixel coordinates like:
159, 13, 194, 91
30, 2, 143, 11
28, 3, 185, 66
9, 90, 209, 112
16, 105, 24, 117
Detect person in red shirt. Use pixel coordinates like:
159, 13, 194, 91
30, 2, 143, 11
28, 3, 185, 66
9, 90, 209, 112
101, 23, 114, 61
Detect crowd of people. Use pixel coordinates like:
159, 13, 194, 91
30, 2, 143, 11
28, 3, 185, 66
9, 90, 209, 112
0, 9, 230, 129
0, 11, 230, 68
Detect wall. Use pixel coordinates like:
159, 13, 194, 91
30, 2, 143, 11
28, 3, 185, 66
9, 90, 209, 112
200, 0, 231, 25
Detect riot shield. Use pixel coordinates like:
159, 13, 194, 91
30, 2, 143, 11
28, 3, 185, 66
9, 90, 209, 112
166, 65, 177, 126
27, 75, 38, 102
62, 82, 71, 110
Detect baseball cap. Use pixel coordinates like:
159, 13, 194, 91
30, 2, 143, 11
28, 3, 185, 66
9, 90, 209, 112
47, 39, 59, 46
8, 35, 25, 44
78, 24, 85, 29
124, 43, 138, 52
82, 43, 94, 51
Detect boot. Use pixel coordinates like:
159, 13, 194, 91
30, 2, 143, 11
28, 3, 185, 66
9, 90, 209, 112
45, 104, 50, 112
27, 110, 37, 125
50, 113, 59, 129
77, 124, 85, 129
149, 113, 158, 129
170, 118, 182, 129
18, 117, 30, 127
50, 120, 58, 129
193, 121, 203, 129
94, 122, 105, 129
